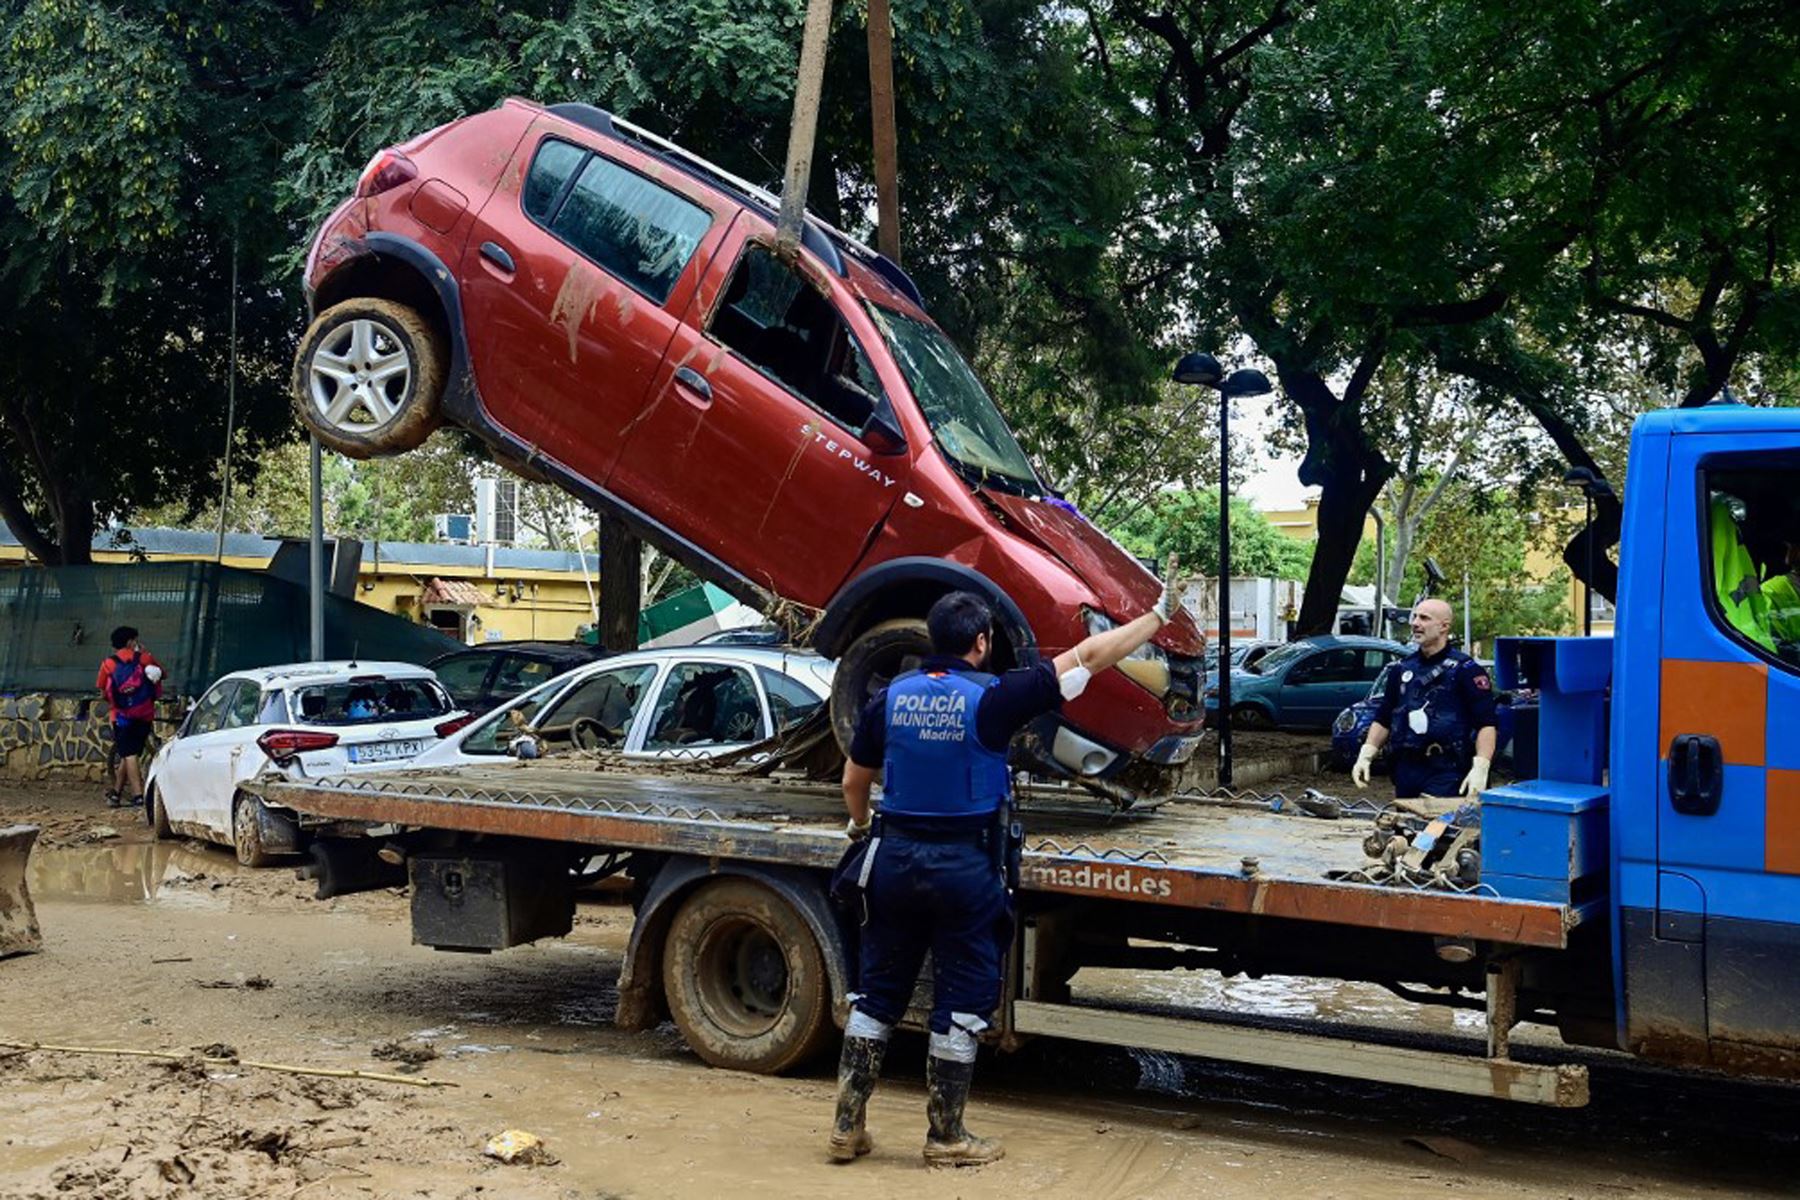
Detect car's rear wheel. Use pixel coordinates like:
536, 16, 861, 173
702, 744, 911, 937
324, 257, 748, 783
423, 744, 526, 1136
661, 878, 834, 1074
829, 617, 932, 754
293, 298, 445, 459
233, 793, 275, 868
1231, 703, 1275, 730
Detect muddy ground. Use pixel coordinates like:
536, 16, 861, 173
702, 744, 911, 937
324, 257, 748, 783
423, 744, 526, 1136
2, 767, 1797, 1199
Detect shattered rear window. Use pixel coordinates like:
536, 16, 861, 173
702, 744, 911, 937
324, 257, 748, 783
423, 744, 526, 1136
291, 678, 451, 725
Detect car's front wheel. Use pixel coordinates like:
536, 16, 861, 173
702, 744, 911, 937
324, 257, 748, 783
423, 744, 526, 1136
1231, 703, 1275, 730
293, 298, 446, 459
828, 618, 932, 754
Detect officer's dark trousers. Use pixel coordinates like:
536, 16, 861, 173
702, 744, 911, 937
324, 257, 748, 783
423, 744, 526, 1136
1392, 753, 1464, 800
855, 832, 1009, 1033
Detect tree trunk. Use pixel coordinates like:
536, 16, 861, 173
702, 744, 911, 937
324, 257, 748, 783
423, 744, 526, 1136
1429, 342, 1622, 603
1283, 371, 1395, 636
1300, 470, 1390, 635
598, 515, 642, 652
1384, 514, 1417, 605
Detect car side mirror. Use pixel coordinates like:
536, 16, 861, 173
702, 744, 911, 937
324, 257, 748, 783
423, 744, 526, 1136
862, 410, 907, 456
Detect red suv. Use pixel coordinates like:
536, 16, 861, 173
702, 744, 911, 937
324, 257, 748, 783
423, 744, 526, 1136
296, 98, 1208, 798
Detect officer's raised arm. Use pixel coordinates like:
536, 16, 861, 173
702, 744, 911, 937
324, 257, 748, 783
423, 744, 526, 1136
1051, 555, 1186, 699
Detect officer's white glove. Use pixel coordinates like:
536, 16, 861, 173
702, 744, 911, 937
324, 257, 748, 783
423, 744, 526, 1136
846, 816, 871, 841
1459, 755, 1492, 801
1351, 742, 1378, 789
144, 665, 163, 684
1152, 553, 1181, 624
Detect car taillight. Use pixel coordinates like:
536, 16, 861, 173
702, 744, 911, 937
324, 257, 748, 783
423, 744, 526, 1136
257, 729, 341, 760
435, 715, 473, 738
355, 148, 418, 197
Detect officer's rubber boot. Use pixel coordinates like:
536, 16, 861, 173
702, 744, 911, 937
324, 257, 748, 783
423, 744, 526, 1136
922, 1056, 1004, 1167
826, 1036, 886, 1161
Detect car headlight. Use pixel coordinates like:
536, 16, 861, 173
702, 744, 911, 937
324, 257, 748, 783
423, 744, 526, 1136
1333, 709, 1356, 733
1081, 608, 1170, 696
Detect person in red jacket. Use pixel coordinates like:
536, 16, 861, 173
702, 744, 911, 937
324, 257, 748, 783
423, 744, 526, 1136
97, 626, 163, 809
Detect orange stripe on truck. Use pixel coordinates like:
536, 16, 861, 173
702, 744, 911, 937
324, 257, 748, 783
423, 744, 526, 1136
1659, 658, 1767, 766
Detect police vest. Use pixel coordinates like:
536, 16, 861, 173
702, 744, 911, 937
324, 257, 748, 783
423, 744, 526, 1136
880, 668, 1012, 818
1389, 649, 1475, 755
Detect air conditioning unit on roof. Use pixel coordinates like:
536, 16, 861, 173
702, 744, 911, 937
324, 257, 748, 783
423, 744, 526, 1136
433, 513, 475, 544
474, 477, 520, 546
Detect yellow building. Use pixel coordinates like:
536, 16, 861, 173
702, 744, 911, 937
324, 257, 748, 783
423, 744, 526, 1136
0, 527, 602, 645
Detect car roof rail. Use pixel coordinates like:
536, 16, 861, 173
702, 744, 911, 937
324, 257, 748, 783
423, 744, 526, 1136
546, 101, 926, 303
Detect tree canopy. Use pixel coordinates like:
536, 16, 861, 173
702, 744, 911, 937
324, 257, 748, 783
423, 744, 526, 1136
2, 0, 1796, 647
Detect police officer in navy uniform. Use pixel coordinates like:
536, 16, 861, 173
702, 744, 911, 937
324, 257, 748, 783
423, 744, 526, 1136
828, 576, 1182, 1167
1352, 597, 1499, 801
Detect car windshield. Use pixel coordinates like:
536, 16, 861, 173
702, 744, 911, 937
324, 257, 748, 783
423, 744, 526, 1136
1249, 643, 1311, 675
290, 676, 451, 725
864, 303, 1040, 493
461, 674, 568, 755
1368, 662, 1396, 699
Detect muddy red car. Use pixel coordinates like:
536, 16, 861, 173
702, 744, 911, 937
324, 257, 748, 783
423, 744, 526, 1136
295, 98, 1207, 797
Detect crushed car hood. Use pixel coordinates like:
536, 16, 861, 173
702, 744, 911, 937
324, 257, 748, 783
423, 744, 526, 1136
980, 490, 1205, 656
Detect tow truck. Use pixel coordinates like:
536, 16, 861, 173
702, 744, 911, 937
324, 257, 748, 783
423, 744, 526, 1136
252, 403, 1800, 1106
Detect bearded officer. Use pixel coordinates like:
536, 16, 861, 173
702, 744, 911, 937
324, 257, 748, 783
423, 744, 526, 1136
1352, 597, 1498, 802
828, 576, 1182, 1167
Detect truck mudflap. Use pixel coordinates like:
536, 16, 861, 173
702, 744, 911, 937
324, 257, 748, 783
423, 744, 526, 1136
0, 824, 42, 958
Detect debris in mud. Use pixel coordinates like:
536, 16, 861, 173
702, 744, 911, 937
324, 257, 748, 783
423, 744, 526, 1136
196, 974, 273, 991
194, 1043, 240, 1062
373, 1039, 440, 1070
483, 1128, 556, 1165
155, 1053, 211, 1084
71, 823, 119, 844
298, 1077, 364, 1110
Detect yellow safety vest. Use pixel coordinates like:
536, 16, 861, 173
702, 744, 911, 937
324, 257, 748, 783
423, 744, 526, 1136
1711, 499, 1775, 651
1766, 572, 1800, 644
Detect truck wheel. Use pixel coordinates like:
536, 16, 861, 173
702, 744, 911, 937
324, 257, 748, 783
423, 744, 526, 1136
293, 297, 445, 459
661, 878, 834, 1074
1231, 704, 1274, 730
829, 617, 931, 753
233, 793, 275, 868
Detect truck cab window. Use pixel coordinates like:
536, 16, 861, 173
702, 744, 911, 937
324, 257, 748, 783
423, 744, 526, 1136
1705, 461, 1800, 667
709, 244, 885, 436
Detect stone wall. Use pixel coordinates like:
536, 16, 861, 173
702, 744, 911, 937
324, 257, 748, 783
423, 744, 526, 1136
0, 694, 184, 782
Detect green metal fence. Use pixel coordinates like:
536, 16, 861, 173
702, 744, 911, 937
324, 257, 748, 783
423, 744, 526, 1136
0, 562, 460, 698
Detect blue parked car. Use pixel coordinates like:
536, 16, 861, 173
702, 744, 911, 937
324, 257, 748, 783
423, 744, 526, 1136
1204, 635, 1407, 731
1329, 660, 1529, 769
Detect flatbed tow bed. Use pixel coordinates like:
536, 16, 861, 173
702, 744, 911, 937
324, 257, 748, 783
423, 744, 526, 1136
257, 764, 1596, 1107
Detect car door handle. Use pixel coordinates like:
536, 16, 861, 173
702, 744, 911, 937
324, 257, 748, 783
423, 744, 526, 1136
1668, 733, 1723, 816
479, 241, 515, 273
674, 366, 713, 402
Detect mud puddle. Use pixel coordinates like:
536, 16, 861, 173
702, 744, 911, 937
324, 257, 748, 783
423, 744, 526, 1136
28, 841, 246, 906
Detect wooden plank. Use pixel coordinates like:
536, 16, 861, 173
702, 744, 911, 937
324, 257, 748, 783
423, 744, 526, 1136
1011, 1000, 1590, 1108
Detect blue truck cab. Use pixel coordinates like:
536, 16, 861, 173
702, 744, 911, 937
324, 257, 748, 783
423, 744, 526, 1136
1489, 403, 1800, 1077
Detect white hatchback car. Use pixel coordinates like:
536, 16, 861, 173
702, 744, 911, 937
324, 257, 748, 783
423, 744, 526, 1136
411, 646, 834, 768
145, 661, 463, 865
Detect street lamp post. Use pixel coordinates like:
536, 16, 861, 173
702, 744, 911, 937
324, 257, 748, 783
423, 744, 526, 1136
1173, 353, 1275, 788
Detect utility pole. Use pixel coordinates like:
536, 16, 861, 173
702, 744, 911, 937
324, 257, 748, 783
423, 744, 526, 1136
775, 0, 835, 259
309, 436, 325, 660
215, 236, 239, 563
866, 0, 901, 262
